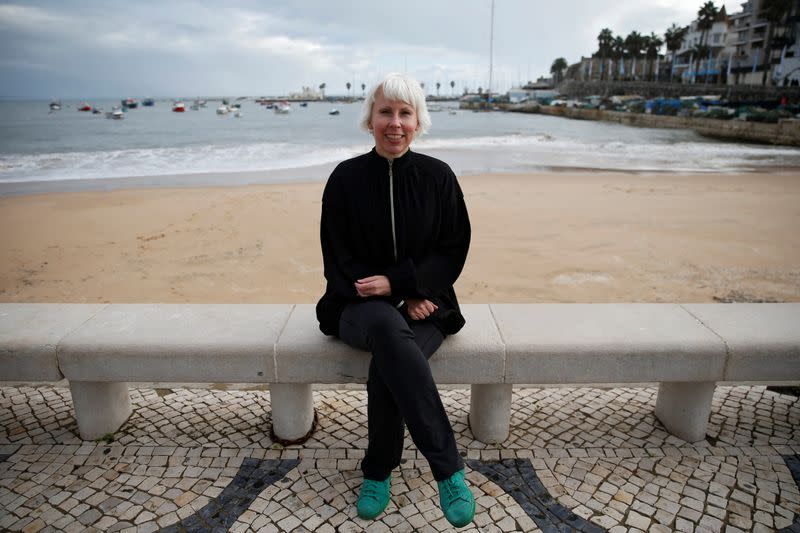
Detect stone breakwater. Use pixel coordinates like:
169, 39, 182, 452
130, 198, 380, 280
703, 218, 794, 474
509, 103, 800, 148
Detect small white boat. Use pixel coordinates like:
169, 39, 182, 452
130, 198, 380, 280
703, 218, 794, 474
105, 106, 124, 120
328, 108, 340, 115
216, 105, 230, 115
234, 111, 243, 118
274, 101, 291, 114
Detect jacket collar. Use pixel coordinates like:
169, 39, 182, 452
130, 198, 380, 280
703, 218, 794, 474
370, 146, 413, 171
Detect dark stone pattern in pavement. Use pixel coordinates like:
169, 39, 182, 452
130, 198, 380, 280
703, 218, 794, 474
157, 458, 299, 533
780, 455, 800, 533
467, 458, 606, 533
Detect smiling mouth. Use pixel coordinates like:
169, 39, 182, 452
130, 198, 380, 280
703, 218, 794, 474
386, 134, 404, 141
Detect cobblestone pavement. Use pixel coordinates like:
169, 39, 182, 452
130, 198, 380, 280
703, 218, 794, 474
1, 385, 799, 532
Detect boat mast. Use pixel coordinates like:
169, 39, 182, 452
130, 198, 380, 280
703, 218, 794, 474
488, 0, 494, 100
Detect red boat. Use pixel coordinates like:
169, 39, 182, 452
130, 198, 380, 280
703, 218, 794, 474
78, 103, 91, 112
172, 101, 185, 112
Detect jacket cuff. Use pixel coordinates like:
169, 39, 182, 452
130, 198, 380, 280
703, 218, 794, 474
386, 259, 417, 297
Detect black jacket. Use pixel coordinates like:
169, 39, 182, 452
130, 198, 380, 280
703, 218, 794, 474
316, 148, 471, 336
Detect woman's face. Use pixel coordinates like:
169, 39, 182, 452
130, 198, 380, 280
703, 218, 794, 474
369, 89, 419, 159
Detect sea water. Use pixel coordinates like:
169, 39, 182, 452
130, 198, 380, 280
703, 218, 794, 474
1, 99, 799, 192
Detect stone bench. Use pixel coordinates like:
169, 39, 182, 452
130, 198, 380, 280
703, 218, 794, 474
1, 303, 797, 445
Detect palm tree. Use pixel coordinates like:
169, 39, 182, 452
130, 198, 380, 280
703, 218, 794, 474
624, 31, 645, 80
346, 82, 351, 97
361, 83, 366, 97
696, 1, 720, 84
450, 80, 455, 95
612, 36, 625, 80
644, 32, 664, 81
550, 57, 568, 83
318, 83, 326, 99
760, 0, 794, 85
664, 23, 687, 82
436, 82, 441, 96
597, 28, 614, 80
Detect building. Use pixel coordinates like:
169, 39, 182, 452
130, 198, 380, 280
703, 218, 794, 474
287, 86, 323, 100
671, 7, 729, 84
725, 0, 800, 86
570, 55, 668, 83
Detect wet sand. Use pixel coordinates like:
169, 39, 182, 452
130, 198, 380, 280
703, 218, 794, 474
1, 171, 798, 304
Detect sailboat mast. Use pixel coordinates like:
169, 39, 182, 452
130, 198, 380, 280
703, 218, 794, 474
488, 0, 494, 98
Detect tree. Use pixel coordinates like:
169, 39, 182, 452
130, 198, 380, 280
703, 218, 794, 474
550, 57, 568, 83
664, 23, 687, 82
624, 31, 645, 79
346, 82, 351, 97
436, 81, 441, 96
644, 32, 664, 81
696, 1, 720, 83
597, 28, 614, 80
612, 36, 625, 80
760, 0, 794, 85
361, 83, 366, 97
450, 80, 455, 95
318, 83, 326, 99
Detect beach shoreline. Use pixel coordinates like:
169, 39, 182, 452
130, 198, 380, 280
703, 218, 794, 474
1, 170, 798, 305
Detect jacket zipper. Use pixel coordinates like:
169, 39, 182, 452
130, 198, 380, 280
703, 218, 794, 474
388, 158, 404, 309
388, 159, 398, 261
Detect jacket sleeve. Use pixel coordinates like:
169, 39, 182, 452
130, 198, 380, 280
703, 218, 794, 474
320, 174, 381, 299
386, 171, 471, 298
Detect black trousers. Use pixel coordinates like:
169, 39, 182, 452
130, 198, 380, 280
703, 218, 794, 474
339, 300, 463, 482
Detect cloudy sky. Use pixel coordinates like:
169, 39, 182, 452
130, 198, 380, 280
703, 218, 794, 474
0, 0, 741, 99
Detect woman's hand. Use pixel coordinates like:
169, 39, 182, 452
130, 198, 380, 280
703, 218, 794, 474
406, 298, 438, 320
355, 275, 392, 297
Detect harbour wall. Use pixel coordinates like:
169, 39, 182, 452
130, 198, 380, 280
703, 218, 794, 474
489, 102, 800, 147
557, 80, 800, 103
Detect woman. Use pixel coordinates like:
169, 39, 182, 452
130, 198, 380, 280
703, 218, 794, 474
316, 72, 474, 528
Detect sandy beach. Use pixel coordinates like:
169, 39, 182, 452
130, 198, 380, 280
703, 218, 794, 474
1, 171, 799, 304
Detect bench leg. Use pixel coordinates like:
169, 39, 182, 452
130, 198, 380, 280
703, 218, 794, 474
469, 384, 513, 444
70, 381, 132, 441
270, 383, 315, 444
655, 381, 715, 443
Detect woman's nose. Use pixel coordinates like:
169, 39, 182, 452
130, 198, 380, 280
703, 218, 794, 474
388, 113, 401, 126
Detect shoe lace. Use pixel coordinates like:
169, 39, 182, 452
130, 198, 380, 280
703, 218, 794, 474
361, 479, 385, 500
440, 476, 470, 505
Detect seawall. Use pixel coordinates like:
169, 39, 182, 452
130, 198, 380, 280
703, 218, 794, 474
507, 103, 800, 147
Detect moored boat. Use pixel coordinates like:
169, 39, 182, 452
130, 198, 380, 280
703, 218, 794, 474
274, 101, 291, 114
105, 106, 124, 119
216, 105, 229, 115
142, 98, 155, 107
121, 98, 138, 109
78, 103, 91, 112
328, 108, 340, 115
172, 101, 185, 112
49, 100, 61, 111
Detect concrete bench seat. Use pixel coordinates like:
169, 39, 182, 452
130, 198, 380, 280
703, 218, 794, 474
1, 302, 798, 446
0, 304, 106, 382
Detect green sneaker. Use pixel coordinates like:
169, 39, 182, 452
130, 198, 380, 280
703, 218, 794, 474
437, 469, 475, 528
356, 475, 391, 520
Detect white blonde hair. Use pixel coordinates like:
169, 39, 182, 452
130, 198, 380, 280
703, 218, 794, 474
359, 72, 431, 136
